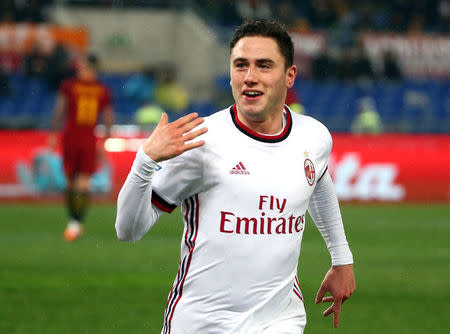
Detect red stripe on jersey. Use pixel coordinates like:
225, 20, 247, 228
151, 197, 173, 213
239, 162, 246, 170
293, 288, 304, 303
164, 194, 200, 333
151, 190, 176, 213
231, 104, 292, 142
317, 166, 329, 183
163, 200, 192, 325
293, 275, 304, 303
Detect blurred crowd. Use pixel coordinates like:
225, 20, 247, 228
0, 0, 51, 23
0, 0, 448, 133
1, 1, 448, 33
197, 0, 449, 34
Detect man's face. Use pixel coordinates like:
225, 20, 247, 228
230, 36, 296, 122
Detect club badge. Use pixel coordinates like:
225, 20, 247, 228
304, 158, 315, 186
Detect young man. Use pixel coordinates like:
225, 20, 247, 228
115, 20, 355, 333
50, 54, 114, 242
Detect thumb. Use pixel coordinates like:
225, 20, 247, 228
315, 284, 328, 304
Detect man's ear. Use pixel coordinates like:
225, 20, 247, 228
286, 65, 297, 88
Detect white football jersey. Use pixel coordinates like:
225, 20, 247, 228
151, 105, 332, 333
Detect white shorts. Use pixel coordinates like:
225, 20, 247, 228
259, 294, 307, 334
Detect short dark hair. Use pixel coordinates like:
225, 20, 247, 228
230, 20, 294, 69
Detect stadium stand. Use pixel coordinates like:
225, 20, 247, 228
0, 1, 448, 133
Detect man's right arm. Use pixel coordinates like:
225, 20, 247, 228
115, 112, 207, 241
115, 148, 162, 241
48, 93, 66, 149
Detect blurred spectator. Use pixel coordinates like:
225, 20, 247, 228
336, 50, 356, 81
0, 69, 11, 96
24, 41, 74, 92
0, 0, 15, 22
154, 64, 190, 118
305, 0, 337, 29
123, 65, 156, 107
381, 50, 402, 81
196, 0, 240, 26
135, 103, 165, 132
23, 41, 52, 79
437, 0, 450, 32
273, 0, 298, 29
311, 48, 338, 81
351, 97, 383, 134
352, 44, 375, 81
0, 49, 22, 73
14, 0, 48, 23
45, 43, 75, 92
389, 0, 410, 31
236, 0, 272, 21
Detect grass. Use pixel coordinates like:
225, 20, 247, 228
0, 202, 449, 333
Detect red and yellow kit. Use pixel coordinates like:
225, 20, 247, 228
60, 78, 111, 176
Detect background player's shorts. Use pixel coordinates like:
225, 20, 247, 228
62, 136, 96, 177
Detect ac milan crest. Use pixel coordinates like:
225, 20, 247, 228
304, 159, 315, 186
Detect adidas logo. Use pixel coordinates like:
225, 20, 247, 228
230, 162, 250, 175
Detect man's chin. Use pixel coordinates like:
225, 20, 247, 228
238, 101, 264, 116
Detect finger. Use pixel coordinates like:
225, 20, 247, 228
321, 296, 334, 303
183, 140, 205, 152
182, 127, 208, 142
180, 116, 205, 134
173, 112, 199, 128
323, 305, 333, 317
315, 285, 328, 304
333, 300, 342, 328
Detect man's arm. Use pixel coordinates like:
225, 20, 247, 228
308, 170, 356, 328
115, 113, 207, 241
48, 93, 66, 149
102, 104, 114, 138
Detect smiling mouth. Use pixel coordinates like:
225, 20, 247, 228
243, 91, 263, 98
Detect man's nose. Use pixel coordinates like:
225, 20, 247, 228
244, 66, 257, 84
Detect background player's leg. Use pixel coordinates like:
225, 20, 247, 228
69, 174, 90, 222
64, 174, 90, 241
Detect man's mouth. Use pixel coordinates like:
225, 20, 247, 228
243, 90, 263, 98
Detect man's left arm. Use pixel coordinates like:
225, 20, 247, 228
308, 169, 356, 328
102, 104, 114, 138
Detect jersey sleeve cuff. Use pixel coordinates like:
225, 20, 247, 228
330, 244, 354, 266
151, 190, 177, 213
132, 147, 159, 180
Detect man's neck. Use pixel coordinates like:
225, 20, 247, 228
236, 108, 285, 135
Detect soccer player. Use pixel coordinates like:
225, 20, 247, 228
115, 20, 355, 333
50, 54, 114, 242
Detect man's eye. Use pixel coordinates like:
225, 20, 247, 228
259, 64, 270, 69
236, 63, 246, 68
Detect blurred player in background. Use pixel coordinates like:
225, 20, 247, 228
116, 20, 355, 333
50, 54, 114, 242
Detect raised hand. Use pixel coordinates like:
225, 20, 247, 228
142, 112, 208, 162
315, 264, 356, 328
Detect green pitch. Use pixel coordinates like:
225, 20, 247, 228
0, 202, 449, 333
